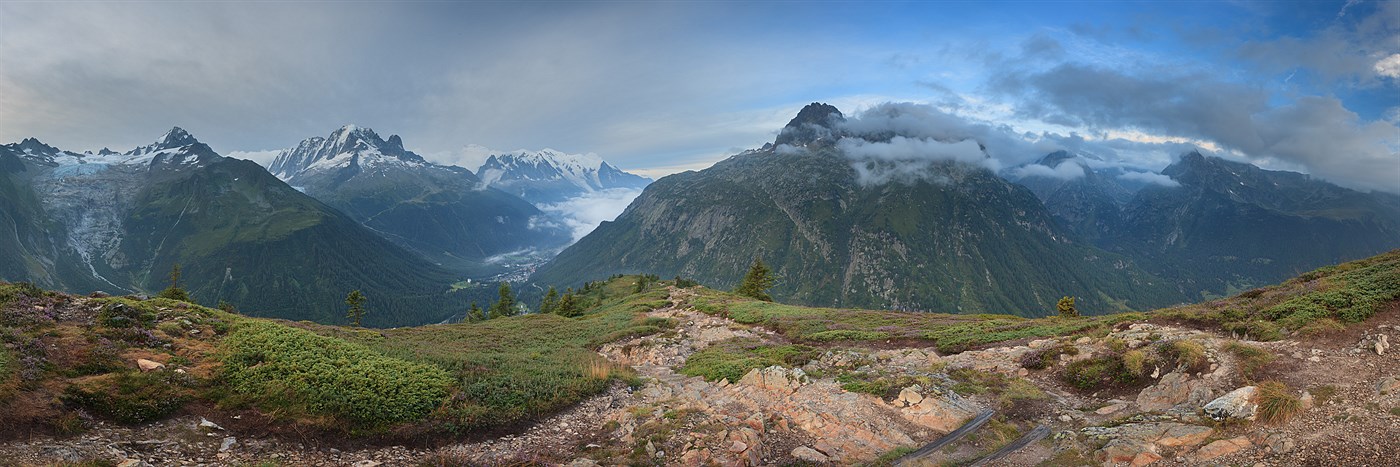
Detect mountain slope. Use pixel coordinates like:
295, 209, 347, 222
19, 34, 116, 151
533, 104, 1185, 316
1, 129, 466, 326
477, 149, 651, 204
1105, 151, 1400, 296
270, 125, 568, 273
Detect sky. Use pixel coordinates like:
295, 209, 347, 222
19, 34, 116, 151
2, 1, 1397, 191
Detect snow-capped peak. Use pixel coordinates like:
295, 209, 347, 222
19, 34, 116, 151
269, 124, 428, 181
476, 148, 651, 203
128, 126, 203, 156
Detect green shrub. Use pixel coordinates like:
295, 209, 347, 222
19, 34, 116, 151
1294, 318, 1345, 337
218, 321, 452, 427
1062, 356, 1118, 390
806, 329, 890, 342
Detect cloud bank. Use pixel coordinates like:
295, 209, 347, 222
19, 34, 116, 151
536, 188, 644, 242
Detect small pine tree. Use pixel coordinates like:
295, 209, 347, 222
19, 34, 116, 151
556, 293, 581, 318
539, 286, 559, 315
1057, 296, 1079, 318
157, 263, 191, 301
345, 290, 367, 326
488, 282, 517, 319
466, 302, 485, 322
217, 300, 237, 314
734, 258, 776, 301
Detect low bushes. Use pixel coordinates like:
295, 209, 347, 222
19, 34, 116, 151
218, 321, 452, 428
62, 370, 193, 424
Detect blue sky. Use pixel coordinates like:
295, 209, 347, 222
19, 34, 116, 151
2, 1, 1396, 190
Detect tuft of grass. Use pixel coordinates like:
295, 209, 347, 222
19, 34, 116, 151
1224, 342, 1275, 383
1310, 385, 1338, 404
1121, 349, 1149, 376
1159, 340, 1208, 373
1256, 381, 1303, 424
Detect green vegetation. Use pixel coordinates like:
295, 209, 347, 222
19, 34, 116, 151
1256, 381, 1303, 424
0, 275, 674, 438
1160, 339, 1208, 373
734, 258, 776, 301
1158, 250, 1400, 340
62, 370, 194, 424
344, 289, 366, 327
684, 287, 1139, 353
218, 320, 452, 428
538, 286, 559, 315
679, 337, 818, 383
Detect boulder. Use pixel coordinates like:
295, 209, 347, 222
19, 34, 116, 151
739, 366, 808, 394
135, 358, 165, 372
897, 386, 924, 407
1203, 386, 1258, 421
1191, 437, 1251, 461
899, 393, 977, 433
791, 446, 829, 463
1096, 403, 1128, 415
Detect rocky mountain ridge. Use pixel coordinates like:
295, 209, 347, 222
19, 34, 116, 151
477, 148, 651, 204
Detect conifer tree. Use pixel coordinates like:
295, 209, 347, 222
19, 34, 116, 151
345, 289, 367, 326
539, 286, 559, 315
734, 258, 776, 301
556, 292, 581, 318
488, 282, 517, 319
157, 263, 191, 301
1057, 296, 1079, 318
467, 302, 485, 322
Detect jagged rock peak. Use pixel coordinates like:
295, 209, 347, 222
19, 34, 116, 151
127, 127, 205, 156
786, 102, 844, 129
15, 137, 60, 155
776, 102, 845, 146
1037, 150, 1075, 167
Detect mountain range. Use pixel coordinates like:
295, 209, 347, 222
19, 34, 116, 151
268, 125, 572, 275
0, 128, 467, 326
532, 104, 1186, 315
477, 149, 651, 204
533, 103, 1400, 315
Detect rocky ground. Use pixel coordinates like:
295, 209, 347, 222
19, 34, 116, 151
2, 288, 1397, 466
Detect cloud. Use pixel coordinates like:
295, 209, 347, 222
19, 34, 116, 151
1010, 161, 1086, 180
839, 102, 1040, 165
994, 63, 1400, 193
1117, 170, 1180, 187
1376, 54, 1400, 79
226, 150, 280, 167
536, 188, 644, 242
